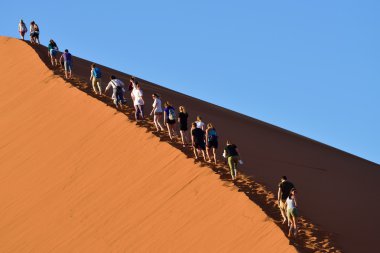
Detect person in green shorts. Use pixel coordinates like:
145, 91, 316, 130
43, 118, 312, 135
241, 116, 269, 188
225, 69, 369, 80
223, 140, 242, 180
286, 188, 299, 237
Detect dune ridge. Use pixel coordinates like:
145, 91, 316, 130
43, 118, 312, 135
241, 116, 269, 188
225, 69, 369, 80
31, 37, 380, 252
0, 37, 299, 252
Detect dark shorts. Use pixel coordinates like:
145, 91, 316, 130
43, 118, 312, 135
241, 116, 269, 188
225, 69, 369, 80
194, 141, 206, 150
154, 111, 163, 116
179, 123, 188, 131
50, 49, 58, 57
207, 140, 218, 149
167, 119, 176, 125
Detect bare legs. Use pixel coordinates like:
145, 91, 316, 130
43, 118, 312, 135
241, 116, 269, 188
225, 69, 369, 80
206, 147, 217, 164
50, 56, 58, 67
279, 201, 287, 224
166, 123, 177, 140
288, 214, 298, 237
65, 69, 72, 79
193, 146, 207, 162
153, 114, 165, 131
180, 130, 189, 146
134, 105, 144, 120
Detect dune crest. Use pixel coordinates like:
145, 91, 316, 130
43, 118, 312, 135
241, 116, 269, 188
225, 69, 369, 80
0, 37, 297, 252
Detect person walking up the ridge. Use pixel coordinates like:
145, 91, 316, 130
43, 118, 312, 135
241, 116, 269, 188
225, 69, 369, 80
178, 106, 189, 147
18, 19, 27, 40
90, 64, 102, 95
164, 101, 177, 140
47, 39, 59, 66
60, 49, 73, 79
150, 93, 165, 131
195, 116, 205, 130
223, 140, 241, 180
131, 81, 144, 120
29, 21, 35, 43
206, 123, 218, 164
30, 21, 40, 44
286, 188, 299, 238
277, 176, 295, 225
191, 122, 207, 161
105, 75, 125, 109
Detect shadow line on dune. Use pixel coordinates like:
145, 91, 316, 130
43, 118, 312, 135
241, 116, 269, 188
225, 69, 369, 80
28, 41, 342, 253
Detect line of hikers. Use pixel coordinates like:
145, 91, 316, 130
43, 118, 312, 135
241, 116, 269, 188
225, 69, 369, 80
89, 66, 244, 180
19, 21, 300, 238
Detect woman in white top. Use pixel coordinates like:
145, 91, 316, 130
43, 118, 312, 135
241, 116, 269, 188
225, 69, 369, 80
286, 188, 299, 238
195, 116, 205, 130
18, 19, 27, 40
131, 81, 144, 120
150, 93, 165, 131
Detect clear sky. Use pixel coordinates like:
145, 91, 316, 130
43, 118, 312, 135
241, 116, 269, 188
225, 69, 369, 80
1, 0, 379, 164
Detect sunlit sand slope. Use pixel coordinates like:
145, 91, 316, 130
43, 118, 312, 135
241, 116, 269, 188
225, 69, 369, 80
0, 37, 296, 252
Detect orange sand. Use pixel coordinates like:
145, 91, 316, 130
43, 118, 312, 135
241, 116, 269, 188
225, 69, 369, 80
0, 37, 296, 252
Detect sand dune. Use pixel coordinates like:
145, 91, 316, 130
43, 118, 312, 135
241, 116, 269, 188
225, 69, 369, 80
0, 37, 297, 252
1, 35, 380, 252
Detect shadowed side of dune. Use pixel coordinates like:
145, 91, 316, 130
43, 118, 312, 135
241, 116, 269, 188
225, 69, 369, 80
0, 37, 296, 252
26, 36, 380, 252
25, 37, 380, 253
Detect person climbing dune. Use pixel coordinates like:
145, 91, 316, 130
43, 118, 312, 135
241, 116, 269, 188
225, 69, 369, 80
90, 63, 102, 95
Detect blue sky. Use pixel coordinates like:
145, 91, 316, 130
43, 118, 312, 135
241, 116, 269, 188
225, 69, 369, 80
1, 0, 379, 164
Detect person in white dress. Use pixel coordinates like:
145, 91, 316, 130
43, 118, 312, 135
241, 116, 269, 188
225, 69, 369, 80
131, 81, 144, 120
18, 19, 27, 40
150, 93, 165, 131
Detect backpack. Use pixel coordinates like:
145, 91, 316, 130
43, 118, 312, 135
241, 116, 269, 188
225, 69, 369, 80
208, 129, 218, 142
93, 67, 102, 78
168, 107, 176, 120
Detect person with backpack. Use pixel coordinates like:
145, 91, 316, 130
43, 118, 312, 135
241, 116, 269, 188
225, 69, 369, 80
191, 122, 207, 161
223, 140, 242, 180
47, 39, 59, 66
131, 81, 144, 120
18, 19, 27, 40
59, 49, 73, 79
178, 106, 189, 147
206, 123, 218, 164
150, 93, 165, 131
104, 75, 125, 109
90, 64, 102, 95
163, 101, 177, 140
277, 176, 295, 225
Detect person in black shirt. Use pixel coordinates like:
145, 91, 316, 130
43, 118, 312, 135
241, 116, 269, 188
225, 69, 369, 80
191, 122, 207, 161
178, 106, 189, 147
223, 140, 241, 180
277, 176, 295, 225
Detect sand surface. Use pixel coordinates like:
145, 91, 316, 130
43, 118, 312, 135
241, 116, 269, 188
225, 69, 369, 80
2, 35, 380, 252
31, 37, 380, 252
0, 37, 297, 252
